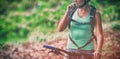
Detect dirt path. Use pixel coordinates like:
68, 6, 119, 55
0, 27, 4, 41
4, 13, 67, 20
0, 30, 120, 59
0, 34, 68, 59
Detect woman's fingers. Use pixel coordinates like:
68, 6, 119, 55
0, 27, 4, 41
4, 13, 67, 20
94, 52, 101, 59
68, 3, 76, 9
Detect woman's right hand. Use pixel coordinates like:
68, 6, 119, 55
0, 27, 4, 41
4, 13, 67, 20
94, 51, 101, 59
67, 3, 76, 11
58, 3, 76, 32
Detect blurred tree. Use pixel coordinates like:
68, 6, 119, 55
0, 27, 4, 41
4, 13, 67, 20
0, 0, 120, 46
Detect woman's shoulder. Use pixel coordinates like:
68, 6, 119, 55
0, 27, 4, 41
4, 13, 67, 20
95, 9, 100, 15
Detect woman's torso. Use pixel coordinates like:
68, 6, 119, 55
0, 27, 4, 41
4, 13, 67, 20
67, 8, 94, 50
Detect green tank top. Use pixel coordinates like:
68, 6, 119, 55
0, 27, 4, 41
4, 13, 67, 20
67, 8, 94, 50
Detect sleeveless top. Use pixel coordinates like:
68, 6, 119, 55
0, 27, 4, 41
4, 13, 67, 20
67, 8, 94, 50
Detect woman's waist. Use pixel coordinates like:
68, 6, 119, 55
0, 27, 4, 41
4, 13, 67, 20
70, 30, 92, 35
69, 32, 92, 40
67, 42, 94, 50
66, 48, 94, 52
68, 38, 93, 44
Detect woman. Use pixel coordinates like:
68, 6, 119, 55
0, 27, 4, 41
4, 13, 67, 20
58, 0, 103, 59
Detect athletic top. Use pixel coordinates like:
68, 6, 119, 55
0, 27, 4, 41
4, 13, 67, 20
67, 8, 94, 50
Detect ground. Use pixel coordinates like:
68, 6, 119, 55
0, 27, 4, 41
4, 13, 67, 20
0, 29, 120, 59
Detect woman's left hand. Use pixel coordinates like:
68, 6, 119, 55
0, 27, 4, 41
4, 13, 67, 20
94, 51, 101, 59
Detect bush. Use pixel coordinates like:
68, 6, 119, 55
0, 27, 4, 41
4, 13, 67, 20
112, 23, 120, 30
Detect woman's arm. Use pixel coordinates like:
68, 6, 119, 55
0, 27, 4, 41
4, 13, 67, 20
58, 9, 69, 32
58, 3, 75, 32
95, 10, 104, 52
94, 10, 104, 59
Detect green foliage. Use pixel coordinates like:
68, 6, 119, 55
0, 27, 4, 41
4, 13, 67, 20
90, 0, 119, 22
0, 0, 120, 46
112, 22, 120, 30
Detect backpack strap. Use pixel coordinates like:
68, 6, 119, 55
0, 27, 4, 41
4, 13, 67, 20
68, 5, 77, 21
69, 35, 93, 49
68, 5, 97, 49
68, 3, 77, 28
90, 5, 96, 32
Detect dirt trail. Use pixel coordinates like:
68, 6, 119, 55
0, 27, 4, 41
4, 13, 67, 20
0, 30, 120, 59
0, 34, 68, 59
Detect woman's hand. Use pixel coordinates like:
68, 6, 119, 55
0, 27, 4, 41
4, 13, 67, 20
94, 51, 101, 59
58, 3, 76, 32
67, 3, 76, 11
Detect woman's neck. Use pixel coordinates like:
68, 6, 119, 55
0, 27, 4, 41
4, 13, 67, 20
79, 4, 89, 11
79, 5, 90, 12
77, 4, 90, 18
